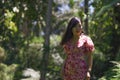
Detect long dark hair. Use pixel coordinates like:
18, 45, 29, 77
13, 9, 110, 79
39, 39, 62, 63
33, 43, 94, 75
60, 17, 83, 45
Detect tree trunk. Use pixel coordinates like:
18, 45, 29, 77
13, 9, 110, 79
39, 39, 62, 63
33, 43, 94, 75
40, 0, 53, 80
84, 0, 89, 34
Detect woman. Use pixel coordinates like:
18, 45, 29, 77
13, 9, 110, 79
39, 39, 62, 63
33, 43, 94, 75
60, 17, 95, 80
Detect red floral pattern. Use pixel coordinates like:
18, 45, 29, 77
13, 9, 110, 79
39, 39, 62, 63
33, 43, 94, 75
62, 34, 94, 80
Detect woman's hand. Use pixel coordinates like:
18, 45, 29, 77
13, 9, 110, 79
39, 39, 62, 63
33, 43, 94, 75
86, 71, 91, 80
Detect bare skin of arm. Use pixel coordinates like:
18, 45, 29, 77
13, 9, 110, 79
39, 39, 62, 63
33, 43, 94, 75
85, 52, 93, 80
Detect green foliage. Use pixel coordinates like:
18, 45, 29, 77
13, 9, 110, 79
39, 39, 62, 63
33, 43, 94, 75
0, 63, 18, 80
50, 34, 61, 46
99, 61, 120, 80
96, 0, 120, 17
46, 45, 64, 80
89, 11, 112, 54
115, 50, 120, 61
14, 45, 43, 80
90, 0, 120, 79
0, 0, 120, 80
4, 10, 18, 33
0, 10, 17, 41
19, 45, 43, 69
1, 10, 26, 65
31, 36, 44, 43
92, 48, 107, 79
69, 0, 74, 8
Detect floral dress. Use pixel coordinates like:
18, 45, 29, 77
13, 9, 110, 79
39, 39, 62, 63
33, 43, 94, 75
62, 34, 94, 80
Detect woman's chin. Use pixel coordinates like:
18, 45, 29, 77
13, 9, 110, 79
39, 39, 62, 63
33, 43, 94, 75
76, 33, 81, 36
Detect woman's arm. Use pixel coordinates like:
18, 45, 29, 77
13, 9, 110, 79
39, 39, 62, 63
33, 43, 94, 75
85, 52, 93, 80
87, 52, 93, 72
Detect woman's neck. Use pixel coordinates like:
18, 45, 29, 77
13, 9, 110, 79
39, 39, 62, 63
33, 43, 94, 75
72, 36, 79, 43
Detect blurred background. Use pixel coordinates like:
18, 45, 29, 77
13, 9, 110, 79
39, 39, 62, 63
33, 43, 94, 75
0, 0, 120, 80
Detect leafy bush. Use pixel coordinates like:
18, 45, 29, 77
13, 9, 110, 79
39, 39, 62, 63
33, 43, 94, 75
98, 61, 120, 80
13, 43, 43, 80
92, 48, 106, 79
0, 63, 18, 80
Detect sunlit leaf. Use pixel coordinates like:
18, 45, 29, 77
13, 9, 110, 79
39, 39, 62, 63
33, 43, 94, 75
96, 0, 120, 17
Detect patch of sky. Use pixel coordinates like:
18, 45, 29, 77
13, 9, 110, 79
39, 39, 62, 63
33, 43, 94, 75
57, 3, 70, 14
55, 0, 94, 14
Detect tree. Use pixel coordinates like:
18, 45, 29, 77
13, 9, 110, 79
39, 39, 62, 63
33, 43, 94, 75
84, 0, 89, 34
40, 0, 53, 80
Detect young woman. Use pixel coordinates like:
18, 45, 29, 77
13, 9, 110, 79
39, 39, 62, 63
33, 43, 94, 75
60, 17, 95, 80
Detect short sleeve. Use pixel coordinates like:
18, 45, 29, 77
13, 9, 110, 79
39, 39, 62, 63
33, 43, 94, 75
84, 36, 95, 53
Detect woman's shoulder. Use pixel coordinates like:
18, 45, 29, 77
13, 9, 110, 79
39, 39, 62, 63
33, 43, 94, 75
80, 33, 90, 39
79, 34, 94, 44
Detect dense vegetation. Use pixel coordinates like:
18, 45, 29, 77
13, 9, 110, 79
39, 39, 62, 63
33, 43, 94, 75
0, 0, 120, 80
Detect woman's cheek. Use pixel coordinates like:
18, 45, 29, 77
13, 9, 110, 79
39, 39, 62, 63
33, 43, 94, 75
72, 29, 76, 35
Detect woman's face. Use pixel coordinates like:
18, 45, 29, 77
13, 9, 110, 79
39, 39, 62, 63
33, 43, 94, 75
72, 22, 82, 37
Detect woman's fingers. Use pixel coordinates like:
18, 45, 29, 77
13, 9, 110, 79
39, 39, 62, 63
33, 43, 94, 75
86, 72, 90, 80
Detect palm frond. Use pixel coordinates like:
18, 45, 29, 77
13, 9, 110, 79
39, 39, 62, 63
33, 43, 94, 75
96, 0, 120, 17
